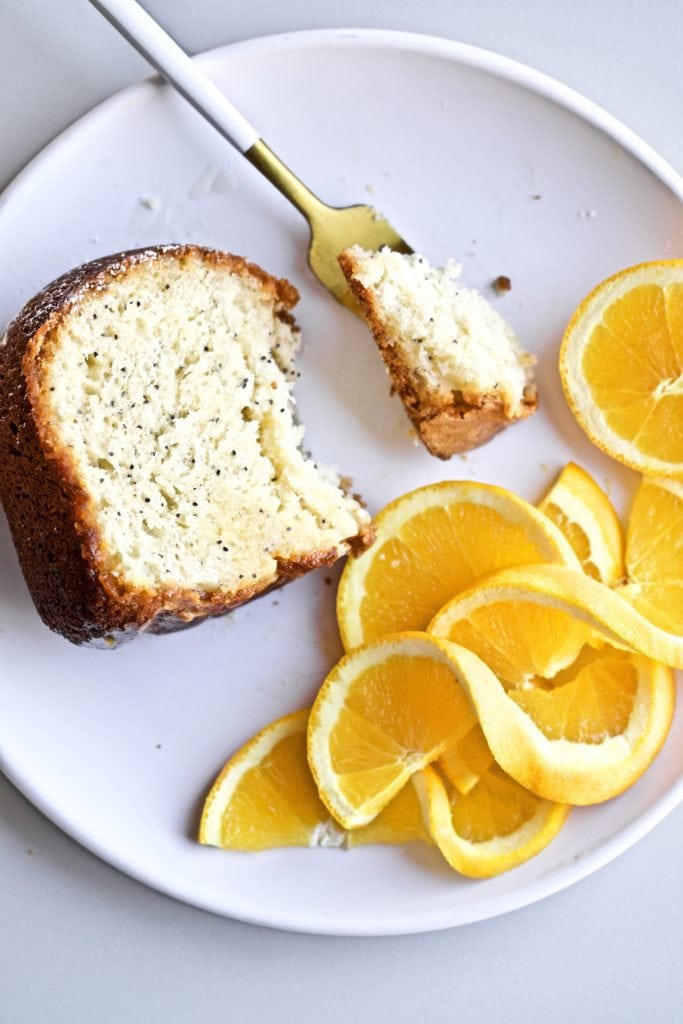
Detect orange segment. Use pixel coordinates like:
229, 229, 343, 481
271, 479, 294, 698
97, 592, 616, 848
537, 462, 624, 585
549, 516, 595, 574
508, 649, 638, 743
347, 779, 429, 848
448, 764, 543, 843
601, 285, 680, 384
619, 476, 683, 634
666, 282, 683, 359
438, 724, 494, 794
340, 655, 472, 756
432, 596, 593, 686
560, 261, 683, 478
337, 481, 580, 650
636, 397, 683, 462
359, 535, 445, 637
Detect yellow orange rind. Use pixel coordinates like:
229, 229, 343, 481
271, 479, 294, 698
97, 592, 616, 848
538, 461, 624, 585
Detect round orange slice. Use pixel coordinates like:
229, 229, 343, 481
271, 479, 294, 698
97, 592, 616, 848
560, 260, 683, 479
307, 633, 478, 828
337, 480, 580, 651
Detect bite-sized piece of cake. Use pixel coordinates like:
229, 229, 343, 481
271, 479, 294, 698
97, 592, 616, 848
0, 245, 372, 646
338, 246, 538, 459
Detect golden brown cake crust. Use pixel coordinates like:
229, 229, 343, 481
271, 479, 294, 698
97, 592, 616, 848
0, 245, 367, 646
338, 250, 538, 460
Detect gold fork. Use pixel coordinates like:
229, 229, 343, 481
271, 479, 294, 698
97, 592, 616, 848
90, 0, 413, 310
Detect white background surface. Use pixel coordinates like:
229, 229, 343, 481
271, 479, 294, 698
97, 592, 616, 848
1, 0, 682, 1020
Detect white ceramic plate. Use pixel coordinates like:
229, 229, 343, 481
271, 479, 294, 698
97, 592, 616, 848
1, 29, 681, 936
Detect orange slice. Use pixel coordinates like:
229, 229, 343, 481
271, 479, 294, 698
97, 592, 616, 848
198, 695, 568, 878
306, 632, 571, 874
560, 261, 683, 479
428, 565, 677, 803
538, 461, 624, 585
619, 476, 683, 635
199, 709, 428, 850
307, 633, 570, 874
337, 480, 580, 651
307, 633, 480, 828
428, 564, 683, 676
415, 763, 569, 878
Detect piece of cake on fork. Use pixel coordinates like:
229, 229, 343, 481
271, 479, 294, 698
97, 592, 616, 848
339, 246, 538, 459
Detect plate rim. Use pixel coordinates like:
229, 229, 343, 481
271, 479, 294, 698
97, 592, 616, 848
4, 750, 683, 936
2, 27, 682, 212
1, 26, 681, 936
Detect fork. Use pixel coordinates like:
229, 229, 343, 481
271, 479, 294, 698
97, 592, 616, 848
88, 0, 413, 309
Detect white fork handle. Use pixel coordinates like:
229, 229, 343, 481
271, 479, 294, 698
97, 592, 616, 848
89, 0, 259, 153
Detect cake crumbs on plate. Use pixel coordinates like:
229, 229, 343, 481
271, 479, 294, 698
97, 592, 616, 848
492, 275, 512, 295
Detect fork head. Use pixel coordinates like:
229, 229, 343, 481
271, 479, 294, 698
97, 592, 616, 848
307, 203, 413, 310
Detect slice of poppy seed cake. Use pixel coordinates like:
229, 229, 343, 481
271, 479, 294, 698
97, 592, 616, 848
0, 245, 372, 646
339, 246, 538, 459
